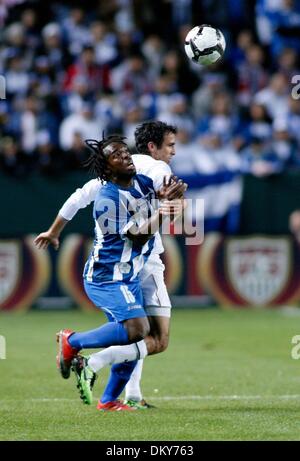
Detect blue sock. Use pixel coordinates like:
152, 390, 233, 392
101, 361, 137, 403
68, 322, 129, 349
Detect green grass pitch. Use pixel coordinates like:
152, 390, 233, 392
1, 308, 300, 441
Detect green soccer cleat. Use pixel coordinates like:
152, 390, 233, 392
123, 399, 156, 410
71, 355, 97, 405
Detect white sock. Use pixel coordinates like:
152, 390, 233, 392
88, 339, 148, 373
125, 359, 144, 401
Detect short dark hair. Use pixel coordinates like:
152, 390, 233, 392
134, 121, 177, 155
84, 133, 127, 182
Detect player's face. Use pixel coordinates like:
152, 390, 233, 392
106, 142, 136, 177
155, 132, 176, 164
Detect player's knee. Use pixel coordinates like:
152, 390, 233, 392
125, 318, 150, 342
133, 325, 150, 342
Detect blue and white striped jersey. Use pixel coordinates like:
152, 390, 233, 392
83, 174, 157, 284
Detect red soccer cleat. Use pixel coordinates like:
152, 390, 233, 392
56, 329, 79, 379
97, 400, 137, 412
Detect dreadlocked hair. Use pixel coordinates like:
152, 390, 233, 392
84, 134, 127, 182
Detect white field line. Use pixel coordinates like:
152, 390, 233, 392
1, 395, 300, 402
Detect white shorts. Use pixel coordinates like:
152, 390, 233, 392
139, 253, 172, 318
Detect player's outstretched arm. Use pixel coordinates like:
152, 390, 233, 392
34, 179, 101, 250
34, 215, 68, 250
59, 178, 100, 221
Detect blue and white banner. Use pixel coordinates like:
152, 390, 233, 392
172, 144, 242, 234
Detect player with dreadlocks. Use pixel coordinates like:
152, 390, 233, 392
52, 133, 185, 411
83, 134, 127, 182
35, 121, 186, 410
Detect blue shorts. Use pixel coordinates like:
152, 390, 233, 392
84, 279, 147, 322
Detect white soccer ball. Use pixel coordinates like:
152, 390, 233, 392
184, 24, 226, 66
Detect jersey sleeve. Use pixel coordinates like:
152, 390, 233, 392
59, 179, 102, 220
147, 161, 172, 191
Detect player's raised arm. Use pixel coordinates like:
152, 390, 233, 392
58, 178, 100, 220
34, 178, 100, 250
34, 215, 68, 250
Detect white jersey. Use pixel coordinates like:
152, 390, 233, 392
59, 154, 172, 255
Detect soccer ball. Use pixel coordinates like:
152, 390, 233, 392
184, 24, 226, 66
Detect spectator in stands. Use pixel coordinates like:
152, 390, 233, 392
20, 8, 40, 51
89, 20, 118, 66
192, 73, 226, 120
3, 21, 33, 70
31, 56, 56, 98
111, 51, 152, 98
269, 0, 300, 58
0, 102, 9, 138
141, 35, 166, 79
282, 96, 300, 152
59, 103, 102, 151
0, 136, 28, 177
196, 132, 241, 174
276, 47, 299, 80
121, 102, 145, 148
158, 92, 194, 134
61, 75, 92, 116
63, 45, 111, 94
40, 22, 69, 74
241, 136, 284, 177
64, 132, 88, 171
272, 118, 298, 167
171, 126, 198, 175
33, 131, 64, 176
62, 7, 90, 57
254, 72, 290, 119
0, 0, 27, 27
196, 92, 237, 144
235, 44, 269, 107
19, 95, 40, 155
4, 52, 30, 97
256, 0, 282, 47
237, 102, 273, 150
94, 91, 122, 134
159, 49, 199, 96
16, 94, 59, 153
141, 74, 174, 119
170, 0, 193, 30
228, 29, 255, 71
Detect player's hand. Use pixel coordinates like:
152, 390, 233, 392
34, 231, 60, 250
157, 176, 188, 200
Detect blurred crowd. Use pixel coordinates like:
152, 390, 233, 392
0, 0, 300, 179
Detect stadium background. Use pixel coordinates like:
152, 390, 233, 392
1, 0, 300, 443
